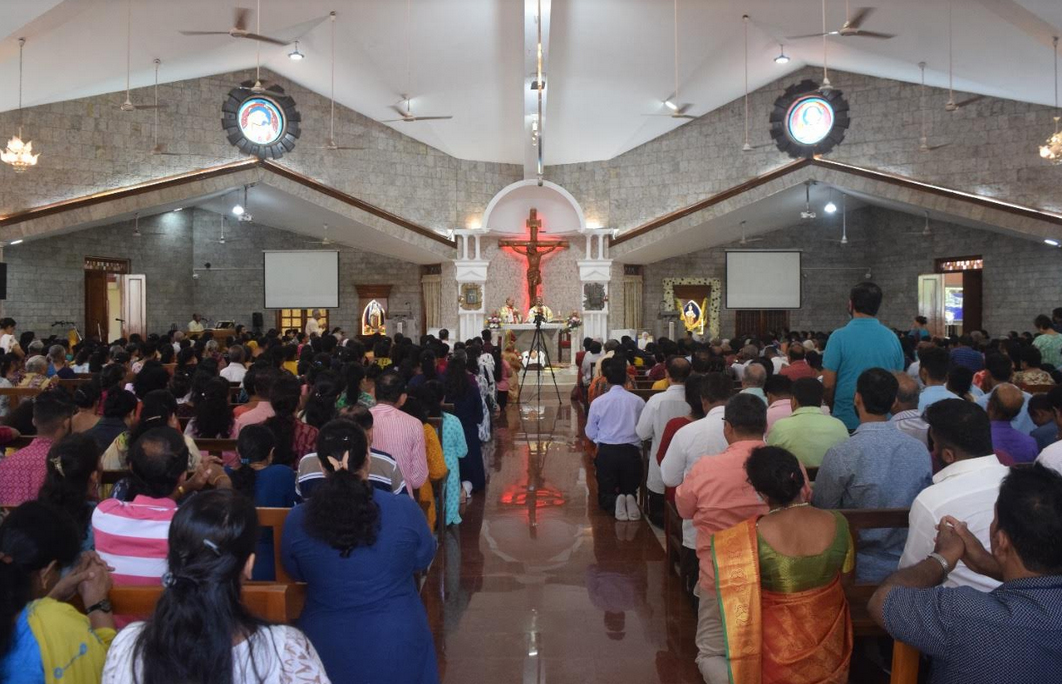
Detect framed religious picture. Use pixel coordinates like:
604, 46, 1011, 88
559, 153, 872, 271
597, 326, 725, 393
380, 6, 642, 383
362, 299, 386, 335
222, 83, 301, 159
583, 283, 606, 311
769, 79, 849, 159
460, 283, 482, 311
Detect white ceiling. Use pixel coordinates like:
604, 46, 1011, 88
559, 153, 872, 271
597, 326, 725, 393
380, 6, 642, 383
0, 0, 1059, 165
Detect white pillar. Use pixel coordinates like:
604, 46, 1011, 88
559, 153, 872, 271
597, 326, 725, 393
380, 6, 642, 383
577, 228, 614, 358
452, 229, 489, 342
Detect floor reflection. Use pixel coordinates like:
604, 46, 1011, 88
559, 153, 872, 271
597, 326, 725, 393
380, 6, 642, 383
424, 402, 702, 683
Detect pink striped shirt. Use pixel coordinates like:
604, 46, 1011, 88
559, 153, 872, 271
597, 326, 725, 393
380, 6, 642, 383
92, 495, 177, 586
369, 403, 428, 492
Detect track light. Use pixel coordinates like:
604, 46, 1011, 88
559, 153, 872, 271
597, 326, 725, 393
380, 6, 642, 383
1045, 239, 1061, 247
232, 204, 245, 217
288, 41, 305, 61
664, 100, 679, 111
824, 201, 837, 214
774, 45, 790, 64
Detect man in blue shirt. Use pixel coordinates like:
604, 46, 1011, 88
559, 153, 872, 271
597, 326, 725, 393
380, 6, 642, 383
949, 335, 984, 373
976, 353, 1036, 435
871, 465, 1062, 684
917, 345, 960, 412
586, 357, 646, 521
812, 368, 932, 582
822, 282, 905, 430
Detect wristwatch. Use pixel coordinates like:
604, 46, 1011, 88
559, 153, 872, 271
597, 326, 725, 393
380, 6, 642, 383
86, 599, 112, 615
927, 552, 952, 579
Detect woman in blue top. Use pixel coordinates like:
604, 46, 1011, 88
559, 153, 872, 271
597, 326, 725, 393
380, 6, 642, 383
228, 424, 297, 580
281, 420, 438, 684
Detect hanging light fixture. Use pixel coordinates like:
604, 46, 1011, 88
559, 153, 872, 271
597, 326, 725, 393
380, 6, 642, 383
774, 44, 790, 64
288, 40, 305, 61
2, 38, 40, 173
1039, 36, 1062, 165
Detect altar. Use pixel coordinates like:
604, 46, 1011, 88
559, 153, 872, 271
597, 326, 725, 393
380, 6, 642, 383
500, 322, 566, 367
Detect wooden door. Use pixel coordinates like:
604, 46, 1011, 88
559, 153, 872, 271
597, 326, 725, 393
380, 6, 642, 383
734, 310, 790, 339
84, 271, 108, 341
122, 274, 147, 338
918, 274, 945, 338
962, 269, 983, 333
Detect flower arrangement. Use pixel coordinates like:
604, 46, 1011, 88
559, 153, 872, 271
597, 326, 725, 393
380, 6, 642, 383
487, 311, 503, 329
566, 311, 583, 331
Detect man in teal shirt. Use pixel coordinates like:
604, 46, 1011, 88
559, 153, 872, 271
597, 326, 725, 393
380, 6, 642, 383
822, 282, 905, 430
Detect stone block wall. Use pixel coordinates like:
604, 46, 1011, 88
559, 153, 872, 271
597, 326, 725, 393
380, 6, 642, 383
3, 209, 424, 339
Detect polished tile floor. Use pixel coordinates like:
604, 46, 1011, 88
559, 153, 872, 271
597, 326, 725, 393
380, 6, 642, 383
423, 402, 703, 684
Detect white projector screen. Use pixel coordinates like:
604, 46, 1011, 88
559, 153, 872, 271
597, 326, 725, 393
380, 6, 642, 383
725, 250, 802, 309
263, 251, 340, 309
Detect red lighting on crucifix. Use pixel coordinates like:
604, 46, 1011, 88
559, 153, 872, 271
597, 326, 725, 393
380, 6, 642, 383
498, 208, 569, 309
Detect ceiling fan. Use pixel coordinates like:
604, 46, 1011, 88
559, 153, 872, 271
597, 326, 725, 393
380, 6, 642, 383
918, 62, 949, 152
646, 0, 697, 120
788, 2, 894, 40
179, 3, 288, 46
148, 59, 202, 156
119, 0, 161, 111
207, 216, 249, 245
821, 194, 853, 244
317, 12, 367, 150
304, 224, 334, 246
944, 0, 983, 112
738, 220, 764, 246
379, 0, 453, 124
232, 185, 255, 223
904, 210, 934, 237
801, 182, 817, 221
129, 213, 167, 237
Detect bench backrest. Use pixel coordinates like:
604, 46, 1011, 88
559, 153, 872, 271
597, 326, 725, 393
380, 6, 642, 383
108, 582, 304, 623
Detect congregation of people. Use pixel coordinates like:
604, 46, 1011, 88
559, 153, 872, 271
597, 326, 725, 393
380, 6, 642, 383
0, 319, 516, 684
581, 282, 1062, 684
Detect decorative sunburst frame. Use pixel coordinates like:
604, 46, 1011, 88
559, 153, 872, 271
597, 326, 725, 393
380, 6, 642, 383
769, 79, 850, 159
662, 277, 721, 338
222, 82, 301, 159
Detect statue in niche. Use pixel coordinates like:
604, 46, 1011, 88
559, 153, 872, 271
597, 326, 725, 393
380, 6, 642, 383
583, 283, 606, 311
677, 298, 707, 335
362, 299, 386, 335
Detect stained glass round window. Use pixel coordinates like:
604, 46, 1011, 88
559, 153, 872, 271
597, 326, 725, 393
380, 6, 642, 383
785, 96, 835, 146
237, 97, 285, 146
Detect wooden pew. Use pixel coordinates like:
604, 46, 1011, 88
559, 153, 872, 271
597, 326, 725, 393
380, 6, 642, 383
0, 386, 43, 411
630, 387, 662, 402
108, 582, 305, 623
257, 507, 294, 583
1020, 383, 1054, 395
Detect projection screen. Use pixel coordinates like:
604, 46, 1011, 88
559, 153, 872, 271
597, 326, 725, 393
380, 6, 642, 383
725, 250, 802, 309
263, 250, 340, 309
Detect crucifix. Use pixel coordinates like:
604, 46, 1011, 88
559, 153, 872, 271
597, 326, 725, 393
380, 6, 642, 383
498, 208, 569, 308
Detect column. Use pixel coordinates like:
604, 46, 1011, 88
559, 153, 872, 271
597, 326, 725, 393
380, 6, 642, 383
452, 229, 489, 342
577, 229, 613, 353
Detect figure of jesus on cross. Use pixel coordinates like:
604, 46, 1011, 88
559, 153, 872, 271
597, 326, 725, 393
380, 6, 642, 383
498, 208, 569, 309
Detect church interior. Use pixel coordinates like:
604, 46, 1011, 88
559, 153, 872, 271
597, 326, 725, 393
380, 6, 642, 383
1, 1, 1061, 683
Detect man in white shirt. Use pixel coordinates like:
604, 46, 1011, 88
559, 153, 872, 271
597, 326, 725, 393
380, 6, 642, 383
660, 373, 732, 549
171, 330, 184, 354
305, 310, 322, 337
636, 357, 693, 527
581, 340, 603, 387
1035, 386, 1062, 474
898, 398, 1009, 591
219, 345, 247, 384
889, 371, 929, 446
187, 314, 204, 333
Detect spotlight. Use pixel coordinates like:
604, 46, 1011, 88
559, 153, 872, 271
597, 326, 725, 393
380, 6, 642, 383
664, 100, 679, 111
231, 204, 245, 217
288, 41, 305, 61
1045, 239, 1061, 247
774, 45, 790, 64
824, 202, 837, 214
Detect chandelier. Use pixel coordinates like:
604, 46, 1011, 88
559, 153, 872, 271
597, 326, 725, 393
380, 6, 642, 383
1040, 37, 1062, 165
2, 38, 39, 173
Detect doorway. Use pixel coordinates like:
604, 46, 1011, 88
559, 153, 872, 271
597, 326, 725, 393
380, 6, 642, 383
84, 257, 146, 342
734, 310, 791, 339
918, 256, 983, 337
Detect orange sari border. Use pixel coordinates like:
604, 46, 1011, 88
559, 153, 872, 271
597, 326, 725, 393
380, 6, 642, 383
711, 518, 762, 684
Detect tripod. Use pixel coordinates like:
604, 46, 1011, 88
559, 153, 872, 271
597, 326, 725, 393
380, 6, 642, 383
518, 313, 562, 404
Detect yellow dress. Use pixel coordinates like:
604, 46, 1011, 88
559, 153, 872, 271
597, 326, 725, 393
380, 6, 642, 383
417, 424, 449, 531
26, 597, 115, 684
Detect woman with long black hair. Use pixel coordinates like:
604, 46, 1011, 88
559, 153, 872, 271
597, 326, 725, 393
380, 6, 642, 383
37, 433, 102, 551
281, 419, 437, 684
102, 490, 328, 683
262, 374, 318, 467
443, 352, 485, 496
186, 376, 237, 439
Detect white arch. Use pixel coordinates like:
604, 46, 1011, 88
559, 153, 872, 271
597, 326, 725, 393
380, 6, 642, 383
480, 179, 587, 235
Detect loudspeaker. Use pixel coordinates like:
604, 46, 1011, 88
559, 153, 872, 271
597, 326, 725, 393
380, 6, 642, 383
252, 311, 263, 332
0, 263, 7, 300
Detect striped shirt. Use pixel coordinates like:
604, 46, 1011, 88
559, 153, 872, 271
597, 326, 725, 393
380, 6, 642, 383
369, 403, 428, 490
92, 495, 177, 585
296, 449, 408, 499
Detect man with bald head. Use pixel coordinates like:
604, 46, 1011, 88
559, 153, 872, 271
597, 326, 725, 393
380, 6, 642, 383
890, 371, 929, 447
988, 383, 1039, 465
739, 361, 768, 404
636, 355, 694, 526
